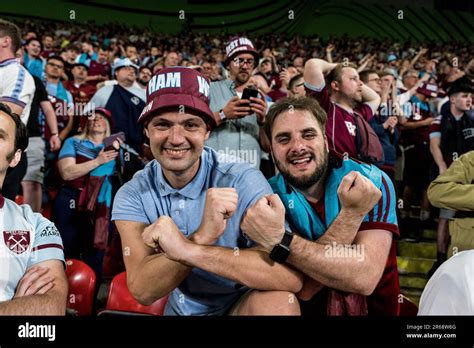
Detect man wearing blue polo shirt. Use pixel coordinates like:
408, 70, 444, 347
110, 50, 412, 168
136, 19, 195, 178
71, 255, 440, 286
112, 67, 303, 316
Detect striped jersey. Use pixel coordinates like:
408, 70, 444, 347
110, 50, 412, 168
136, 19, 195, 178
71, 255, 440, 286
0, 195, 64, 302
0, 58, 35, 124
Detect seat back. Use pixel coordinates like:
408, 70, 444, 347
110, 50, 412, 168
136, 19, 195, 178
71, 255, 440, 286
65, 259, 97, 316
400, 294, 418, 316
106, 272, 167, 315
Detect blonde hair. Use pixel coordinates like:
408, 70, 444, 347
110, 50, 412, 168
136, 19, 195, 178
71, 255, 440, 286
75, 114, 111, 141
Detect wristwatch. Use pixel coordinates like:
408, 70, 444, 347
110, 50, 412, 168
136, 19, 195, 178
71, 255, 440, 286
218, 109, 226, 121
269, 230, 294, 263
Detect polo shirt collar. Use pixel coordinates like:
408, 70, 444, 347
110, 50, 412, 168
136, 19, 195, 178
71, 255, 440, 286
155, 149, 210, 200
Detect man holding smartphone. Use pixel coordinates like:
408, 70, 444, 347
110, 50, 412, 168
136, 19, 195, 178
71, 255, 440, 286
206, 37, 269, 169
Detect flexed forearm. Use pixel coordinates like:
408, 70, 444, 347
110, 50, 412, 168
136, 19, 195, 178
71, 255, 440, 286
181, 244, 303, 293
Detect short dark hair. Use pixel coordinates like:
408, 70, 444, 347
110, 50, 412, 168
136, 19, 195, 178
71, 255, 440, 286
264, 97, 327, 141
47, 55, 65, 66
66, 43, 81, 53
139, 66, 151, 73
289, 74, 303, 90
359, 69, 378, 83
0, 103, 29, 154
25, 38, 43, 51
0, 19, 21, 53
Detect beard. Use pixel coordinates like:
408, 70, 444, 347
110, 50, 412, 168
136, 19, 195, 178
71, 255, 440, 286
274, 149, 329, 190
235, 70, 250, 85
138, 78, 149, 86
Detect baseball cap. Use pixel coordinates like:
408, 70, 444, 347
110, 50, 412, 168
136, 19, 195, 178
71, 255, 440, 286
387, 54, 397, 63
113, 58, 139, 73
224, 37, 259, 66
417, 82, 439, 98
82, 107, 114, 131
137, 67, 216, 129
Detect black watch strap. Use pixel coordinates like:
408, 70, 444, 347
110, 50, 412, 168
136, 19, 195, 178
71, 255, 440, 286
269, 230, 294, 263
280, 229, 294, 247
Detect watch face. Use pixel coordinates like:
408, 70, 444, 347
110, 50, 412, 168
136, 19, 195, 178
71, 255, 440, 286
270, 245, 290, 263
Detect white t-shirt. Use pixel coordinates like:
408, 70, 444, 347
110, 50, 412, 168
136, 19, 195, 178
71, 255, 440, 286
0, 195, 64, 302
0, 58, 35, 124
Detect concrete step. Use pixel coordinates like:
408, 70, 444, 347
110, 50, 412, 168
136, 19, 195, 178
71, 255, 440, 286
421, 229, 437, 240
397, 256, 435, 275
399, 274, 428, 290
397, 241, 437, 259
400, 288, 423, 305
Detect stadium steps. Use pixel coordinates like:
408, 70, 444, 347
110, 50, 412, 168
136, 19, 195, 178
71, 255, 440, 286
397, 228, 437, 305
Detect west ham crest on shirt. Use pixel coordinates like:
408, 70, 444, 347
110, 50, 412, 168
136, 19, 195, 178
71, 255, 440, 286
3, 230, 30, 255
131, 96, 140, 105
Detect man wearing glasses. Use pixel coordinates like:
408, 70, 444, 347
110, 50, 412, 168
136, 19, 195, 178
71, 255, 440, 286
206, 37, 268, 169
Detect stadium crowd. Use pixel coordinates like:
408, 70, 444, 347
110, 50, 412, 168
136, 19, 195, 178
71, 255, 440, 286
0, 17, 473, 316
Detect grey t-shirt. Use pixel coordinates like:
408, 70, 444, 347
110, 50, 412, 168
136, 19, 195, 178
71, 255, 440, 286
207, 79, 261, 168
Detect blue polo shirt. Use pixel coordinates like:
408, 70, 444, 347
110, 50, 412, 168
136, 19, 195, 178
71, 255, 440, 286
111, 147, 273, 315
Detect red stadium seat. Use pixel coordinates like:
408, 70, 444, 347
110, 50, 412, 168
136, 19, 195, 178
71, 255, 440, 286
65, 259, 97, 316
399, 294, 418, 316
100, 272, 168, 316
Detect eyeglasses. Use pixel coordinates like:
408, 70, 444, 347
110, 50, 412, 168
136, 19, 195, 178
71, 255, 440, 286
47, 62, 64, 69
405, 75, 418, 79
368, 78, 381, 83
233, 58, 255, 67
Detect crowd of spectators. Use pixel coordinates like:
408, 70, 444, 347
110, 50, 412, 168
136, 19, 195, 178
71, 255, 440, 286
0, 16, 472, 315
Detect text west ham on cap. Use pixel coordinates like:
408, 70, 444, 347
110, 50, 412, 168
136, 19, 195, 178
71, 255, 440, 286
137, 66, 216, 129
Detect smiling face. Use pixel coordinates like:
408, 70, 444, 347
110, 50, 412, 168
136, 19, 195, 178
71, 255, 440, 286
26, 39, 41, 57
271, 109, 329, 190
145, 111, 210, 185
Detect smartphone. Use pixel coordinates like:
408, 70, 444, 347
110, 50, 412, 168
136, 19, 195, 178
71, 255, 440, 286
103, 132, 126, 151
241, 86, 259, 100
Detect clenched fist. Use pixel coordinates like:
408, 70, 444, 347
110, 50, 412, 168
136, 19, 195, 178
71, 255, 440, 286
337, 171, 382, 217
194, 188, 238, 245
240, 194, 286, 251
142, 216, 190, 263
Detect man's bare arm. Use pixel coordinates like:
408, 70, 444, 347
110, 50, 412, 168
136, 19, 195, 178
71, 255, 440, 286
181, 244, 303, 293
288, 229, 393, 296
303, 58, 337, 88
362, 84, 381, 114
430, 136, 447, 173
115, 220, 194, 305
0, 260, 68, 315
